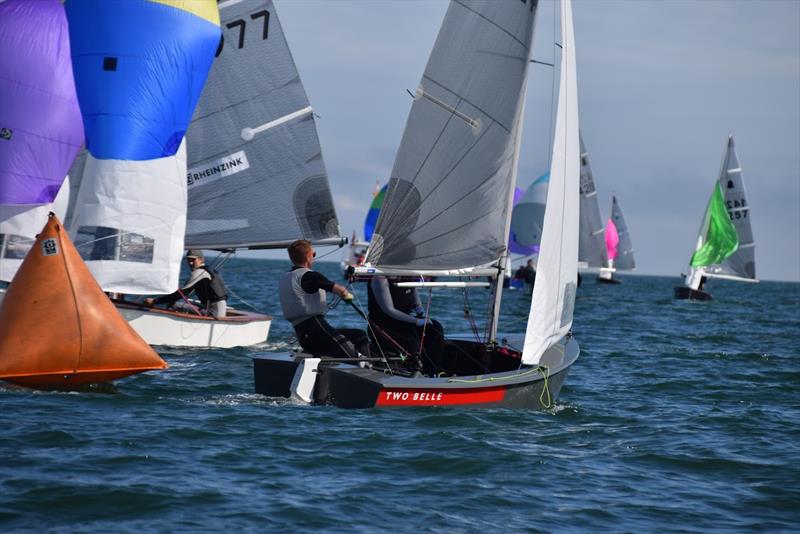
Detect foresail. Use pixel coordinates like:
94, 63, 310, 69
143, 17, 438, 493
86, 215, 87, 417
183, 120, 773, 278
610, 195, 635, 270
709, 135, 756, 280
185, 0, 341, 250
578, 132, 607, 269
523, 0, 580, 366
366, 0, 538, 270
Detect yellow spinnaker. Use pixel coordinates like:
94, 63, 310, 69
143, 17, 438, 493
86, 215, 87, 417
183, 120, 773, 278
150, 0, 220, 26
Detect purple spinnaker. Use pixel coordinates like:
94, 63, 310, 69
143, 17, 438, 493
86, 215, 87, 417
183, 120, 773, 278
0, 0, 83, 205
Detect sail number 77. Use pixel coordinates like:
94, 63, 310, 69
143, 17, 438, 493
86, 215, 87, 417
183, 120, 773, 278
216, 10, 269, 57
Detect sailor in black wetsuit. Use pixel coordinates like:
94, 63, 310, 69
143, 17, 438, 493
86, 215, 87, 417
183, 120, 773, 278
144, 250, 228, 318
367, 276, 444, 374
279, 240, 370, 359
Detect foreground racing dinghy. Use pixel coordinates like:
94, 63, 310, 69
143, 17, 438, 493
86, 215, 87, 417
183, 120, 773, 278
675, 135, 757, 301
254, 0, 582, 409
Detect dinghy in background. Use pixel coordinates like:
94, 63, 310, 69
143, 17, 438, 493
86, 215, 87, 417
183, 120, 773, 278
0, 214, 167, 389
675, 135, 757, 300
597, 195, 635, 284
254, 0, 582, 409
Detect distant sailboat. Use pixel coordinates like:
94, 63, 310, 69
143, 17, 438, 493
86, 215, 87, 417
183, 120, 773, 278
598, 195, 635, 284
342, 182, 386, 276
675, 135, 757, 300
509, 171, 548, 257
254, 0, 581, 409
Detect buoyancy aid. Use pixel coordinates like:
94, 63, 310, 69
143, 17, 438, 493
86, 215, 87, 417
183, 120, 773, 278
279, 268, 328, 326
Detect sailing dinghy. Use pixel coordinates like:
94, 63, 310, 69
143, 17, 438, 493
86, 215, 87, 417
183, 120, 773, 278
675, 135, 757, 300
598, 195, 635, 284
254, 0, 581, 409
65, 1, 275, 348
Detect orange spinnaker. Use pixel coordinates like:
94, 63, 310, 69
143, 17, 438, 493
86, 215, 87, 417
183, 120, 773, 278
0, 213, 167, 388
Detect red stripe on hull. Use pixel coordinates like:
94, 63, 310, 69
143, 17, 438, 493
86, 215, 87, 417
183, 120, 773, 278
375, 386, 507, 406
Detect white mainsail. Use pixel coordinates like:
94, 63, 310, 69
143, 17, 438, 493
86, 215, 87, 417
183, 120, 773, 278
185, 0, 341, 250
366, 0, 537, 272
523, 0, 580, 365
0, 176, 71, 283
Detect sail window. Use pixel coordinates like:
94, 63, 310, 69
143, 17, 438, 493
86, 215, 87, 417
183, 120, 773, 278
0, 127, 11, 140
74, 226, 154, 263
0, 234, 33, 259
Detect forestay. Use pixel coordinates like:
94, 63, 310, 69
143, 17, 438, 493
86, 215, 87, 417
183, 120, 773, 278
705, 135, 755, 280
185, 0, 341, 250
610, 195, 635, 270
366, 0, 537, 271
577, 133, 607, 269
523, 0, 580, 366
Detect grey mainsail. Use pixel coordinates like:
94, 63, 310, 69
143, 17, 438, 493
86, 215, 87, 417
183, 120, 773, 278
185, 0, 341, 250
366, 0, 538, 271
610, 195, 635, 271
706, 135, 755, 279
578, 132, 607, 269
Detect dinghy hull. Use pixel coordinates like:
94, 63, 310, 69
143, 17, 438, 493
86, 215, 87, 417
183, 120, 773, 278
253, 337, 579, 409
596, 276, 622, 285
113, 300, 271, 348
674, 286, 713, 301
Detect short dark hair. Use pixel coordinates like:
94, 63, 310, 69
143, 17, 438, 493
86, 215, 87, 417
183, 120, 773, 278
288, 240, 313, 265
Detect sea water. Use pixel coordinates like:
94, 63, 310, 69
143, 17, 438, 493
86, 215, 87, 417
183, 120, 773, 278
1, 258, 798, 532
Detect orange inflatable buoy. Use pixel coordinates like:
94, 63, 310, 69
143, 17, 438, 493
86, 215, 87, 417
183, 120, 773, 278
0, 213, 167, 389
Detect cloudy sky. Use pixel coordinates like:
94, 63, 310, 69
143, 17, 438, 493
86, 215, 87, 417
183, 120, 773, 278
265, 0, 799, 282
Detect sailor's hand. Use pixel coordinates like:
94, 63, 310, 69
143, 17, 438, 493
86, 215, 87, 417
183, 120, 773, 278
143, 297, 155, 306
342, 291, 354, 302
412, 305, 425, 318
416, 317, 428, 327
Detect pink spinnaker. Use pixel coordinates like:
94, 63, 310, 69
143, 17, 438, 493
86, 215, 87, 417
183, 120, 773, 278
605, 219, 619, 260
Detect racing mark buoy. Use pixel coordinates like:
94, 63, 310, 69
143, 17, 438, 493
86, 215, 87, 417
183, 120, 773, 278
0, 213, 167, 389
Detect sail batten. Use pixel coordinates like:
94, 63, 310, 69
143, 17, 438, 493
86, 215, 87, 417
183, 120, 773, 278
185, 0, 341, 250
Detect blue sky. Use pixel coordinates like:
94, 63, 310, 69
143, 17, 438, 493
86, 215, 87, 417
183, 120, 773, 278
255, 0, 799, 282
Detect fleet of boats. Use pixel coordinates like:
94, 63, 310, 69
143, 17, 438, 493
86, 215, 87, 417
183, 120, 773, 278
0, 0, 762, 406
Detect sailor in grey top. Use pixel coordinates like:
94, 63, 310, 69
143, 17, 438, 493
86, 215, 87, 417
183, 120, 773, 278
279, 240, 370, 359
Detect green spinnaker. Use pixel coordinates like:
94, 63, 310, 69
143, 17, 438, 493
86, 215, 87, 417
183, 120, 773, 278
690, 183, 739, 267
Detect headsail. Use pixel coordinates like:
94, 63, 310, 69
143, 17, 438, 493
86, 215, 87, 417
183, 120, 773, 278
366, 0, 538, 271
609, 195, 635, 270
66, 1, 220, 294
185, 0, 341, 250
690, 182, 739, 269
523, 0, 580, 366
509, 172, 549, 256
577, 132, 607, 269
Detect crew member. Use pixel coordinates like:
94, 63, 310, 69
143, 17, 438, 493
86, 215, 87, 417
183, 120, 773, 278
144, 250, 227, 318
279, 240, 370, 359
367, 275, 444, 374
